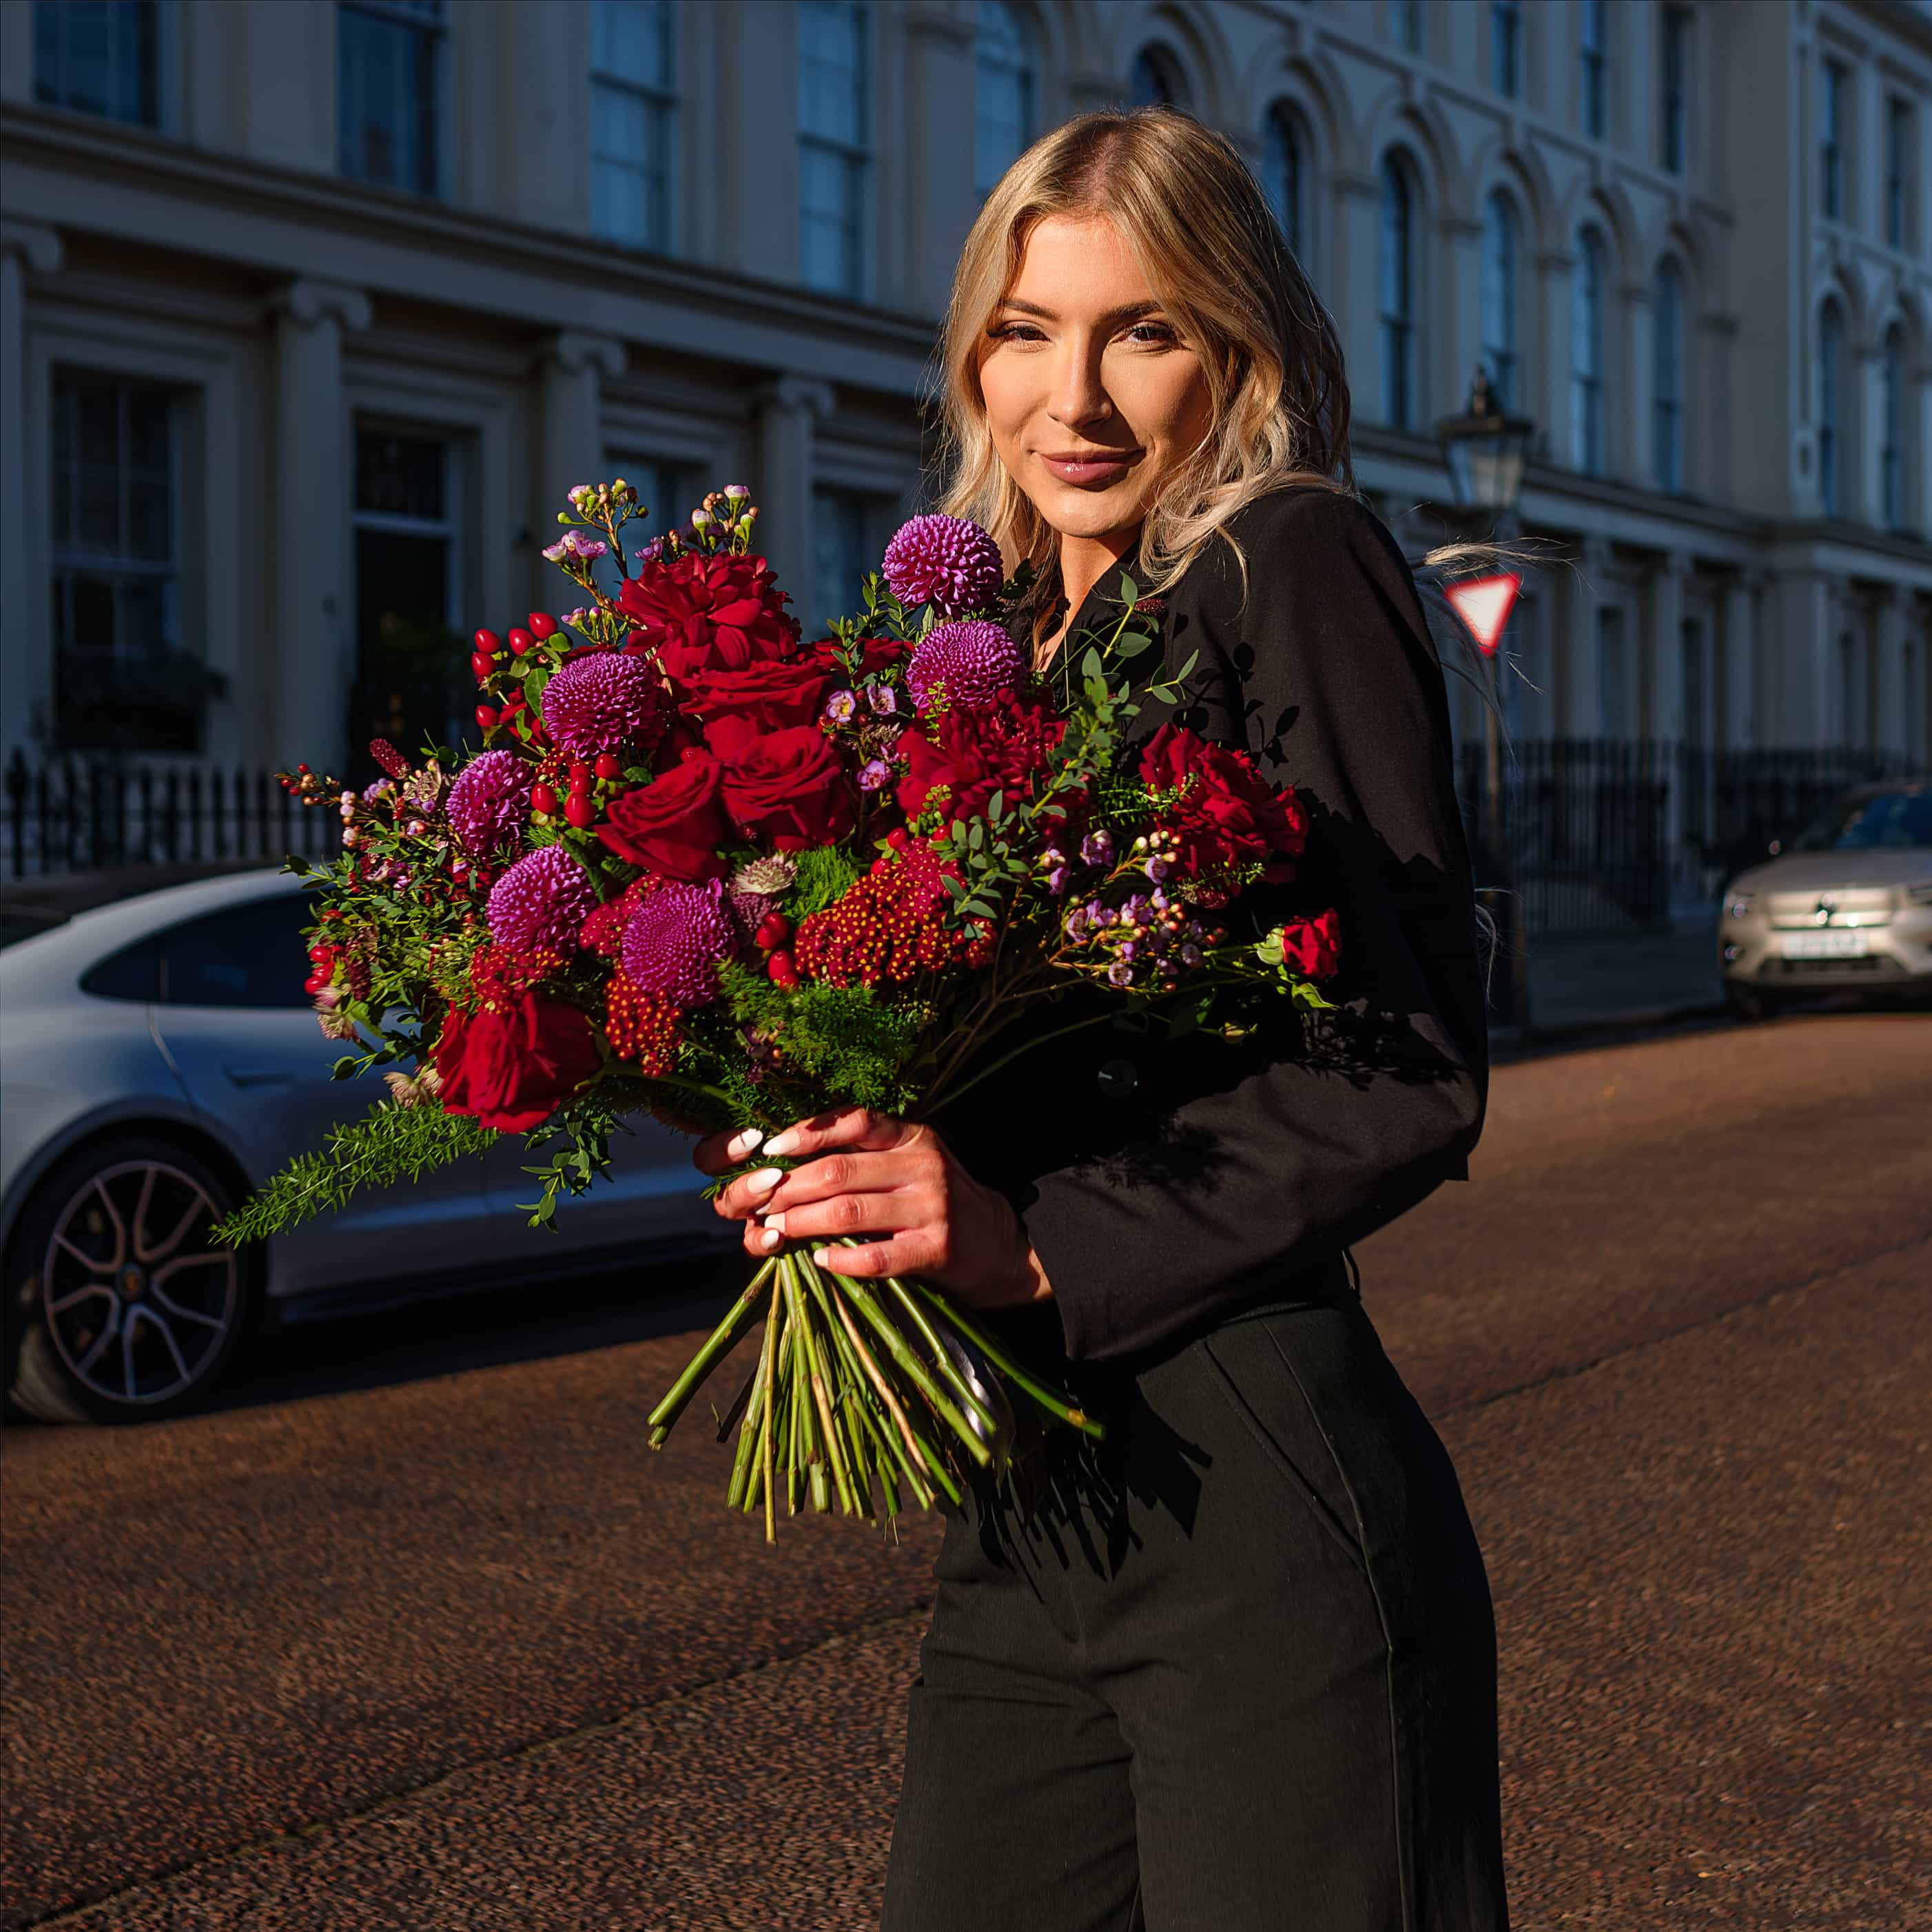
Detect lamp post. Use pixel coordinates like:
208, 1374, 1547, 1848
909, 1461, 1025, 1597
1434, 368, 1536, 1029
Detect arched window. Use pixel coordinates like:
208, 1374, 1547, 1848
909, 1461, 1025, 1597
1263, 104, 1302, 256
1378, 156, 1415, 428
974, 1, 1033, 201
1880, 322, 1906, 529
1129, 43, 1186, 109
1570, 229, 1607, 474
1818, 300, 1844, 516
1480, 190, 1517, 408
797, 0, 870, 298
1654, 258, 1685, 493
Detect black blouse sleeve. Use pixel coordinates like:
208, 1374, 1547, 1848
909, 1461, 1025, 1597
1007, 486, 1490, 1361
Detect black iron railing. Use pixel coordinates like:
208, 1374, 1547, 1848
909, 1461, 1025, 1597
3, 751, 338, 882
1456, 739, 1922, 934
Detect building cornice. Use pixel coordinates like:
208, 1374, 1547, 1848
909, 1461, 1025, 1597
0, 105, 943, 391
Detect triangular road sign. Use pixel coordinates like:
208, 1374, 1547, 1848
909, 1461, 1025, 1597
1443, 571, 1522, 655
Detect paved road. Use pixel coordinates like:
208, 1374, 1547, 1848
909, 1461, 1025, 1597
5, 1013, 1929, 1931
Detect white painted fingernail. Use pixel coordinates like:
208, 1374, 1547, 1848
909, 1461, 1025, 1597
744, 1167, 783, 1195
726, 1127, 765, 1160
763, 1130, 800, 1158
763, 1212, 785, 1235
812, 1247, 831, 1267
757, 1226, 783, 1252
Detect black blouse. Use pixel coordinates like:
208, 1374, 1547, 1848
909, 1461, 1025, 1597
936, 484, 1488, 1364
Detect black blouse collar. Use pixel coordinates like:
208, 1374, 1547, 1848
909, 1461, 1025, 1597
1005, 531, 1146, 669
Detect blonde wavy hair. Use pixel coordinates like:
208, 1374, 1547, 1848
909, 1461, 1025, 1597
932, 105, 1353, 633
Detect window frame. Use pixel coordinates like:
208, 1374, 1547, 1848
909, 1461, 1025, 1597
1128, 42, 1189, 110
1660, 6, 1690, 176
1377, 154, 1417, 431
797, 0, 872, 300
589, 0, 679, 256
1653, 258, 1686, 495
1490, 0, 1521, 100
1820, 56, 1848, 223
1886, 97, 1915, 253
1263, 103, 1304, 260
1879, 323, 1907, 531
337, 0, 448, 199
1388, 0, 1421, 56
32, 0, 172, 131
1579, 0, 1607, 140
1570, 229, 1607, 477
1816, 300, 1844, 517
1479, 189, 1519, 411
974, 1, 1035, 203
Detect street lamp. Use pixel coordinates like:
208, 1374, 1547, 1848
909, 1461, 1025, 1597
1434, 367, 1536, 1029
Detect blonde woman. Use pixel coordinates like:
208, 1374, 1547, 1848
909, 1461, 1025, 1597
701, 107, 1507, 1929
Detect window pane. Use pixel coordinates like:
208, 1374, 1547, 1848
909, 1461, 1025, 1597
158, 895, 318, 1010
34, 0, 161, 127
1492, 0, 1519, 97
591, 0, 670, 89
1378, 158, 1412, 428
1481, 192, 1515, 408
1130, 45, 1185, 108
355, 431, 446, 520
974, 1, 1033, 199
339, 3, 440, 195
799, 0, 865, 147
1264, 108, 1301, 256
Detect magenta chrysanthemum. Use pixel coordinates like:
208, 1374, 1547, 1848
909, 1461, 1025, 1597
540, 651, 657, 757
486, 847, 597, 959
905, 619, 1022, 712
445, 750, 528, 856
620, 878, 738, 1009
881, 515, 1004, 618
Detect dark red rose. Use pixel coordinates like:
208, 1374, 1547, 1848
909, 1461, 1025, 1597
618, 551, 801, 686
896, 689, 1065, 824
1275, 908, 1342, 980
433, 994, 602, 1133
679, 656, 832, 732
1138, 723, 1309, 884
708, 717, 855, 850
597, 748, 730, 881
805, 635, 911, 679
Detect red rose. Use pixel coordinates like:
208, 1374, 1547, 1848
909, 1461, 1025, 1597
1275, 908, 1342, 980
897, 689, 1065, 824
433, 993, 602, 1133
1138, 723, 1309, 884
708, 717, 856, 849
618, 551, 801, 685
679, 656, 832, 732
597, 748, 730, 881
805, 635, 911, 679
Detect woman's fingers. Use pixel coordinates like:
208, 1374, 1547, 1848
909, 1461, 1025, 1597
761, 1108, 912, 1162
754, 1187, 926, 1248
692, 1123, 766, 1178
812, 1235, 941, 1280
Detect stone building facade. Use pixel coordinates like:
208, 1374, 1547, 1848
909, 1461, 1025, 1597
1, 0, 1928, 774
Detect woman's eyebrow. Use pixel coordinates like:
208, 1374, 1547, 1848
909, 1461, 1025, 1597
994, 298, 1164, 325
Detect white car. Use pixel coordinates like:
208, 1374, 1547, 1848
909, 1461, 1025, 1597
0, 870, 728, 1423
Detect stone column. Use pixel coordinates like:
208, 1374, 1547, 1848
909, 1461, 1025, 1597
1330, 173, 1384, 415
1621, 280, 1656, 490
1648, 551, 1689, 743
1720, 570, 1761, 750
752, 376, 836, 624
900, 3, 978, 320
1854, 340, 1887, 527
534, 330, 627, 606
1767, 571, 1836, 748
1439, 213, 1483, 422
267, 278, 371, 772
1, 221, 63, 764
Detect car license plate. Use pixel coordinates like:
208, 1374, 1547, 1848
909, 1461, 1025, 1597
1782, 930, 1869, 958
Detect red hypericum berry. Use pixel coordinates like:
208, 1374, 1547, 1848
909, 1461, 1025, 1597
564, 793, 595, 830
506, 627, 534, 656
885, 827, 910, 851
528, 613, 558, 640
568, 763, 592, 792
296, 763, 311, 774
766, 950, 798, 987
594, 753, 621, 781
475, 705, 498, 730
531, 783, 559, 815
471, 652, 496, 684
473, 628, 500, 657
754, 912, 791, 951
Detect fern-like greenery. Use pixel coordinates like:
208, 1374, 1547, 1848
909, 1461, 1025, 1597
784, 846, 864, 919
213, 1107, 500, 1246
719, 964, 927, 1114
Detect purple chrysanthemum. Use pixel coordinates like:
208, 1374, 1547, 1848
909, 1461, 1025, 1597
446, 750, 528, 857
620, 879, 738, 1009
881, 514, 1004, 617
487, 846, 597, 959
540, 651, 656, 757
905, 619, 1022, 713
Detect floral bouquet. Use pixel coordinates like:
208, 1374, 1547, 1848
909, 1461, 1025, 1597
217, 482, 1341, 1540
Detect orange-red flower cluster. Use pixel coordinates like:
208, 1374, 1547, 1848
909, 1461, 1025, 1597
604, 970, 682, 1074
794, 843, 992, 989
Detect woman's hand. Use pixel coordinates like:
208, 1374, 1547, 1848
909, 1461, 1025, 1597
692, 1110, 1052, 1313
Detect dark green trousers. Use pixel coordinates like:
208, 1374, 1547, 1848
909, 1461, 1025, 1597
881, 1286, 1508, 1931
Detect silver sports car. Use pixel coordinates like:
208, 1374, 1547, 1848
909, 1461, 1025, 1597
1718, 780, 1932, 1019
0, 870, 727, 1424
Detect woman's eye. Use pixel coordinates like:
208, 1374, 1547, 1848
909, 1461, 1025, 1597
1128, 323, 1176, 346
988, 322, 1045, 342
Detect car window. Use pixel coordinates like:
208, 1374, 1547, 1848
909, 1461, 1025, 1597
158, 892, 317, 1008
1792, 790, 1932, 852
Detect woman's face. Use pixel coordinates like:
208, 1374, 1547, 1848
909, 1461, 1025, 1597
976, 213, 1213, 545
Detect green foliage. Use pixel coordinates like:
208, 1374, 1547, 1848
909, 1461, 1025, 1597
719, 964, 927, 1114
784, 846, 863, 919
213, 1106, 500, 1246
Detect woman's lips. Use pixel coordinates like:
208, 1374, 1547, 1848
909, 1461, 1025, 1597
1039, 451, 1137, 485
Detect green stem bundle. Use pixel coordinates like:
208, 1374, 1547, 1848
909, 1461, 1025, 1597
644, 1240, 1101, 1541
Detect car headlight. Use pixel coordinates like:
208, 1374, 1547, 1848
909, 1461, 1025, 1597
1725, 893, 1754, 918
1905, 881, 1932, 907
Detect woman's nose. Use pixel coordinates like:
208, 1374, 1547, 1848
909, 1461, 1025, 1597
1047, 340, 1113, 431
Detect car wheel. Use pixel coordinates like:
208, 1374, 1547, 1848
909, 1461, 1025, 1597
5, 1138, 257, 1424
1726, 987, 1781, 1023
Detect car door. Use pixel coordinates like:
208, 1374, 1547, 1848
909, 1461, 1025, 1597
147, 889, 494, 1297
